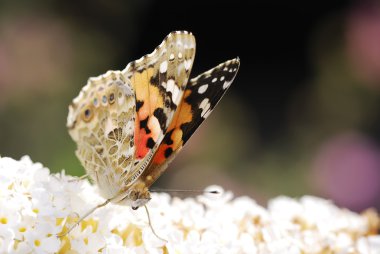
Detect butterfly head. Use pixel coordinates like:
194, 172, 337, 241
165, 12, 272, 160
121, 188, 151, 210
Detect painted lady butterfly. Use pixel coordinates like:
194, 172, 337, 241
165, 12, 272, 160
66, 31, 239, 231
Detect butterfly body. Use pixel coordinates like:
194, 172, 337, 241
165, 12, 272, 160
67, 31, 240, 210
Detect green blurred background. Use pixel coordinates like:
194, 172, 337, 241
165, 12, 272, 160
1, 1, 380, 212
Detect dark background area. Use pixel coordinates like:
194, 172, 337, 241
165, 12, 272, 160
1, 1, 380, 212
52, 0, 354, 143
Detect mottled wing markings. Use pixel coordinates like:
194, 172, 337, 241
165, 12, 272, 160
67, 70, 137, 199
121, 31, 196, 185
141, 58, 240, 187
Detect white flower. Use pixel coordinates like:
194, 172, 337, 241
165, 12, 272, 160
357, 236, 380, 254
0, 228, 14, 253
0, 155, 379, 254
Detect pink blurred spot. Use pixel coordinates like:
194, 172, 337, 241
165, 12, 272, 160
346, 3, 380, 87
0, 15, 73, 107
312, 132, 380, 211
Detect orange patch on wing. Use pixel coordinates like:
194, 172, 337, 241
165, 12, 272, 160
131, 67, 164, 118
152, 128, 184, 164
168, 100, 193, 130
152, 144, 170, 164
148, 85, 164, 114
136, 128, 150, 159
132, 68, 154, 120
134, 116, 161, 159
171, 128, 183, 149
132, 67, 166, 159
134, 118, 144, 159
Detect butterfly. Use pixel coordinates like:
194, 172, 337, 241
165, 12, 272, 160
66, 31, 239, 237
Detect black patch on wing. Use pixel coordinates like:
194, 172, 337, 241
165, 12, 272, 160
140, 117, 151, 134
181, 58, 240, 144
150, 73, 159, 86
153, 108, 167, 131
164, 147, 173, 158
136, 100, 144, 111
162, 129, 174, 145
147, 137, 156, 149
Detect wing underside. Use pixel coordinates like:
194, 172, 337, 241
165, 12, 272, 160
141, 58, 240, 187
121, 31, 196, 186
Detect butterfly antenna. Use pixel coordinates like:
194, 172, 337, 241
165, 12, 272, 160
57, 199, 110, 237
150, 189, 220, 194
68, 174, 89, 183
144, 205, 167, 242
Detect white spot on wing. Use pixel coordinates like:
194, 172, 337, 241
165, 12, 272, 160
198, 84, 208, 94
166, 79, 180, 105
200, 98, 209, 108
203, 108, 212, 118
212, 78, 217, 83
223, 81, 231, 89
200, 98, 211, 118
160, 61, 168, 73
172, 85, 180, 104
167, 79, 175, 93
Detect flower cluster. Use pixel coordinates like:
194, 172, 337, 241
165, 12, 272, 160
0, 156, 379, 253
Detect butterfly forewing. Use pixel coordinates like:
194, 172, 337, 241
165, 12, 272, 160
120, 31, 196, 185
141, 58, 240, 187
180, 58, 240, 144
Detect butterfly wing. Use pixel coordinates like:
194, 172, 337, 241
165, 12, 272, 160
67, 70, 137, 200
141, 58, 240, 187
120, 31, 196, 186
68, 31, 239, 201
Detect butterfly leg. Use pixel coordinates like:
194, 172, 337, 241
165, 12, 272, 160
58, 199, 110, 237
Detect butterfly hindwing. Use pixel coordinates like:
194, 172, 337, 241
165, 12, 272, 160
120, 31, 196, 185
142, 58, 240, 186
67, 70, 137, 199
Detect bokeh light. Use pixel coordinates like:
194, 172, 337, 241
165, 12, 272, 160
312, 132, 380, 212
